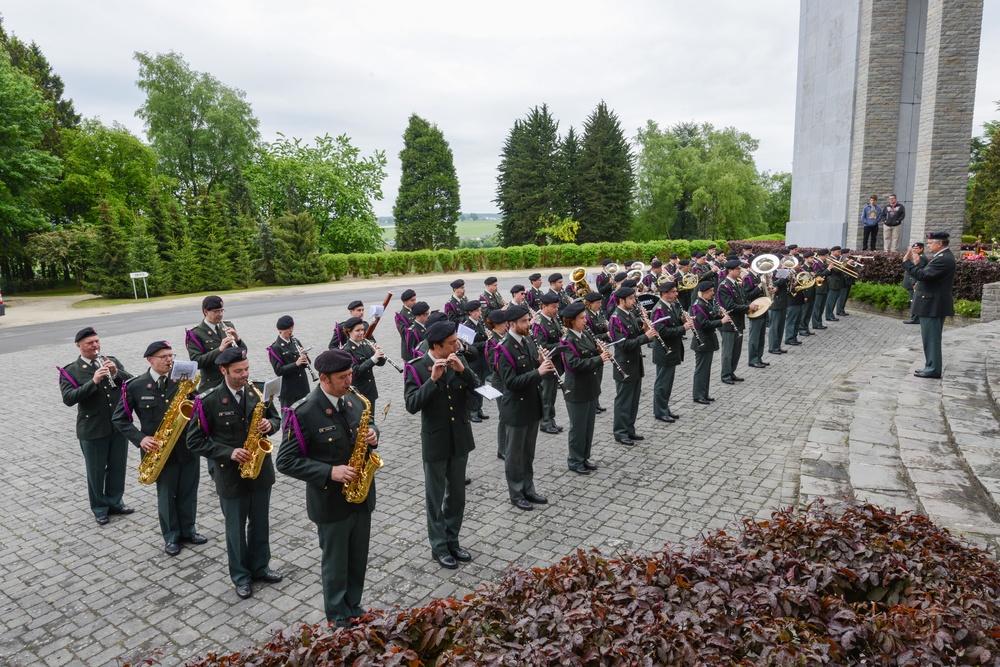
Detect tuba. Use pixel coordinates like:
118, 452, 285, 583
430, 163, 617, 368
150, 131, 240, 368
239, 385, 274, 480
626, 261, 646, 283
603, 262, 620, 277
138, 374, 200, 484
570, 267, 592, 298
343, 387, 382, 503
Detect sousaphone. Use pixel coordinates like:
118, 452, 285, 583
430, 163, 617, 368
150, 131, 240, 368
747, 253, 779, 319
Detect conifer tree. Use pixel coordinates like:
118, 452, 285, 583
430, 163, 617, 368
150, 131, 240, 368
577, 101, 634, 243
271, 212, 327, 285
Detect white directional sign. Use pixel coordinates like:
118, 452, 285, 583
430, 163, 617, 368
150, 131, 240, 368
129, 272, 149, 279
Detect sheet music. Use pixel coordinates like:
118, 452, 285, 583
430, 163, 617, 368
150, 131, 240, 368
456, 323, 476, 345
475, 385, 503, 401
169, 360, 198, 381
263, 376, 282, 403
370, 305, 385, 319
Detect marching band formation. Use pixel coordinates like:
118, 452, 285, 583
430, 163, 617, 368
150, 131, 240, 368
57, 242, 883, 627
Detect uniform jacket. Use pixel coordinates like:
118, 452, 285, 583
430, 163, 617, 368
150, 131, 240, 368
186, 321, 247, 391
328, 319, 368, 350
809, 260, 832, 295
444, 295, 468, 323
268, 336, 311, 405
395, 307, 415, 360
496, 333, 544, 425
403, 352, 478, 462
486, 330, 507, 392
276, 386, 378, 523
548, 288, 571, 310
690, 296, 724, 353
904, 248, 956, 317
608, 307, 645, 382
112, 369, 195, 465
770, 275, 790, 310
527, 287, 544, 311
59, 355, 132, 440
651, 300, 686, 366
826, 259, 846, 291
463, 316, 489, 378
717, 277, 754, 333
405, 321, 426, 360
479, 291, 504, 319
186, 384, 280, 499
560, 330, 604, 403
586, 307, 610, 342
343, 339, 385, 404
902, 254, 928, 290
532, 314, 565, 373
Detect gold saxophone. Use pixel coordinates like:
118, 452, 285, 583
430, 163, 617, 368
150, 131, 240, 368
138, 375, 200, 485
343, 386, 383, 504
239, 385, 274, 480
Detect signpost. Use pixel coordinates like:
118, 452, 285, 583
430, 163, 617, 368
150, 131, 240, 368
129, 272, 150, 300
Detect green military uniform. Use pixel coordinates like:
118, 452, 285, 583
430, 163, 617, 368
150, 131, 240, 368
486, 329, 507, 458
186, 383, 280, 588
268, 336, 311, 411
690, 295, 725, 401
608, 306, 645, 442
651, 298, 686, 419
903, 253, 928, 322
767, 274, 790, 353
496, 331, 545, 502
785, 282, 806, 345
741, 272, 768, 365
394, 306, 415, 360
113, 368, 200, 544
585, 305, 610, 412
532, 314, 564, 431
479, 290, 504, 320
186, 321, 246, 391
548, 288, 571, 311
405, 321, 426, 361
342, 339, 385, 411
444, 295, 468, 323
527, 286, 544, 311
463, 314, 489, 419
59, 355, 133, 519
810, 258, 832, 329
403, 351, 478, 560
825, 258, 846, 321
276, 386, 377, 626
717, 276, 754, 382
904, 245, 956, 377
836, 263, 855, 315
561, 329, 604, 471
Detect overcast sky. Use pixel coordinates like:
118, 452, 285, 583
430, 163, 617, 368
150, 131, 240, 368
3, 1, 998, 217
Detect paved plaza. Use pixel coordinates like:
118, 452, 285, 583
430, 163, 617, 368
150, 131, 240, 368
0, 276, 993, 666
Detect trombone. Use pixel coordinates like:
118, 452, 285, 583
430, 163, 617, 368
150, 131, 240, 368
826, 256, 860, 279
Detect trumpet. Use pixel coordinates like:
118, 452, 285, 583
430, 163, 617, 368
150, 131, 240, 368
363, 339, 404, 373
96, 351, 117, 388
291, 336, 319, 382
595, 337, 628, 379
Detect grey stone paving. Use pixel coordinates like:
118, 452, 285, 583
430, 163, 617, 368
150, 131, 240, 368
0, 296, 925, 665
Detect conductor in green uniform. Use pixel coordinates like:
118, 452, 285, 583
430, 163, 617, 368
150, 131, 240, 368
903, 231, 956, 379
276, 349, 380, 627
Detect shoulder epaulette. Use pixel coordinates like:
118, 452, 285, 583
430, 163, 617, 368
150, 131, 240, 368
290, 396, 309, 412
196, 385, 219, 400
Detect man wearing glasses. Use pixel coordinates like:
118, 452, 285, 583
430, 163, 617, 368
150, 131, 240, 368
903, 231, 956, 379
113, 341, 206, 556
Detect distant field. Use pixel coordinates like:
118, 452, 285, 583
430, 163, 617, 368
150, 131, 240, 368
381, 219, 499, 243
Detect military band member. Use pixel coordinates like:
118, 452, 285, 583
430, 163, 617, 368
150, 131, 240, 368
276, 349, 380, 627
59, 327, 134, 525
718, 259, 759, 384
690, 281, 731, 404
497, 305, 556, 509
113, 340, 205, 555
462, 301, 490, 423
330, 301, 366, 349
767, 263, 791, 355
642, 260, 664, 292
810, 250, 832, 330
485, 309, 510, 459
740, 244, 754, 262
186, 295, 246, 392
796, 251, 817, 338
595, 258, 615, 308
583, 291, 610, 413
403, 322, 478, 569
903, 231, 956, 379
341, 317, 386, 411
651, 282, 692, 423
560, 301, 611, 474
675, 260, 694, 311
526, 273, 544, 311
533, 291, 564, 435
395, 289, 418, 359
785, 272, 806, 347
609, 287, 656, 446
268, 315, 311, 414
836, 248, 855, 316
186, 347, 282, 599
547, 273, 571, 310
443, 279, 468, 323
479, 277, 504, 319
742, 265, 771, 369
825, 247, 845, 322
404, 301, 430, 361
902, 243, 927, 324
509, 284, 527, 307
787, 244, 800, 260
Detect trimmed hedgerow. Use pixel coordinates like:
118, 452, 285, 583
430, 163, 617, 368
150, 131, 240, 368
134, 501, 1000, 667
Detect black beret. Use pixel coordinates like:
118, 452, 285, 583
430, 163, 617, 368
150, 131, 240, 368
411, 301, 430, 316
830, 246, 841, 252
426, 321, 457, 345
464, 301, 481, 312
560, 302, 585, 319
725, 259, 741, 270
707, 244, 716, 250
202, 295, 224, 311
548, 273, 562, 283
658, 281, 677, 293
348, 300, 364, 310
803, 250, 815, 258
143, 340, 171, 357
450, 279, 465, 289
697, 280, 717, 293
341, 316, 364, 332
484, 276, 497, 286
817, 248, 829, 256
727, 253, 738, 260
622, 280, 638, 289
401, 289, 416, 301
584, 291, 602, 303
614, 286, 635, 299
651, 260, 662, 268
528, 273, 542, 282
669, 254, 678, 259
601, 258, 613, 266
426, 312, 448, 327
314, 349, 352, 374
505, 304, 531, 321
487, 309, 508, 325
75, 327, 98, 343
624, 261, 634, 268
743, 244, 752, 250
787, 244, 799, 250
842, 248, 852, 254
913, 242, 925, 248
614, 271, 627, 281
216, 347, 247, 366
510, 284, 525, 294
926, 231, 950, 240
276, 315, 294, 329
679, 259, 691, 266
540, 292, 560, 304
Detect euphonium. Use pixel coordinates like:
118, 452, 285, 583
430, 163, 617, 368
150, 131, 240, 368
570, 267, 592, 298
343, 387, 382, 503
138, 374, 200, 485
603, 262, 620, 277
239, 385, 273, 480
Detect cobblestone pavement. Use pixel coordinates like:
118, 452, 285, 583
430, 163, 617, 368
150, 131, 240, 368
0, 289, 924, 666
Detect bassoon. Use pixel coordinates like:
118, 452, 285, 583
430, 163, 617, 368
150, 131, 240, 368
364, 292, 393, 340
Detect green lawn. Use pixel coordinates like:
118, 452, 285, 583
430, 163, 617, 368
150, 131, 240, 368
381, 219, 498, 243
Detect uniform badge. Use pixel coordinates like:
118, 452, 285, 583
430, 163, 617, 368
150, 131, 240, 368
147, 383, 153, 389
325, 408, 332, 415
347, 401, 353, 408
222, 398, 229, 404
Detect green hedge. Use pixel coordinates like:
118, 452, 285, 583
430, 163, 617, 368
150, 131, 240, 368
849, 281, 982, 318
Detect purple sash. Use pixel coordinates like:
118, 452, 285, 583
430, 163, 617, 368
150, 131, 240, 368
267, 346, 283, 365
185, 328, 205, 353
282, 407, 307, 456
120, 381, 132, 422
56, 366, 79, 388
404, 363, 422, 388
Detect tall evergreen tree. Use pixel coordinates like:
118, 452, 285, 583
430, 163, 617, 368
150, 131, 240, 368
392, 114, 461, 250
576, 101, 634, 244
271, 212, 327, 285
126, 221, 169, 296
556, 125, 583, 220
968, 108, 1000, 238
82, 201, 133, 297
495, 104, 561, 246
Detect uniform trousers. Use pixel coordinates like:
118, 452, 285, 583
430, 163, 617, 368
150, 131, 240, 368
423, 454, 467, 558
565, 399, 597, 470
317, 511, 371, 626
79, 433, 129, 518
692, 351, 713, 401
539, 375, 558, 429
219, 488, 272, 586
490, 377, 507, 458
613, 379, 641, 440
155, 456, 200, 543
504, 424, 538, 502
747, 316, 766, 365
919, 316, 945, 376
720, 330, 742, 380
767, 309, 787, 352
653, 364, 677, 417
825, 289, 841, 319
784, 305, 802, 343
799, 301, 813, 333
836, 286, 850, 314
811, 293, 828, 327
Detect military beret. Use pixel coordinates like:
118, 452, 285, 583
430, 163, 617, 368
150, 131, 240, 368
817, 248, 829, 256
669, 254, 678, 259
216, 347, 247, 366
528, 273, 542, 282
622, 280, 638, 289
510, 284, 525, 295
830, 246, 841, 252
506, 304, 530, 321
75, 327, 98, 343
707, 244, 716, 250
743, 244, 752, 250
584, 291, 602, 303
143, 340, 171, 357
651, 260, 662, 268
926, 231, 950, 240
411, 301, 430, 316
697, 280, 717, 293
725, 259, 741, 270
601, 258, 613, 266
548, 273, 562, 283
624, 261, 635, 268
560, 302, 585, 319
484, 276, 497, 286
400, 289, 416, 301
426, 312, 449, 327
348, 300, 364, 310
679, 259, 691, 266
314, 349, 352, 374
202, 295, 224, 311
464, 301, 481, 312
658, 281, 677, 293
727, 253, 739, 260
912, 242, 925, 249
802, 251, 815, 258
540, 291, 560, 304
276, 315, 294, 329
787, 244, 799, 251
614, 271, 627, 282
450, 279, 465, 289
614, 286, 635, 299
341, 316, 364, 332
426, 321, 457, 345
842, 248, 852, 254
487, 309, 508, 325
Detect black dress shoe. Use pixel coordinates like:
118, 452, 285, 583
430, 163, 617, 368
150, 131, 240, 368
707, 397, 716, 402
469, 415, 482, 423
541, 426, 561, 434
667, 412, 680, 419
253, 569, 283, 583
914, 370, 941, 379
655, 415, 675, 423
800, 331, 813, 336
629, 434, 645, 441
180, 533, 208, 545
584, 461, 598, 470
450, 547, 473, 562
165, 542, 181, 556
770, 349, 786, 355
236, 584, 253, 599
902, 318, 918, 324
434, 552, 460, 568
595, 406, 607, 413
556, 426, 564, 432
525, 493, 548, 504
694, 398, 711, 405
571, 465, 591, 475
465, 476, 471, 485
749, 363, 767, 368
786, 340, 802, 346
826, 316, 839, 321
615, 437, 635, 446
732, 376, 745, 382
837, 312, 849, 316
512, 498, 534, 511
721, 379, 736, 385
110, 505, 135, 515
814, 325, 827, 330
760, 361, 770, 366
497, 453, 505, 460
95, 515, 109, 526
478, 413, 489, 420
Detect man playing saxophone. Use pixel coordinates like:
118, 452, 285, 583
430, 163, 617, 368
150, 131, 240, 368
186, 347, 281, 600
112, 341, 206, 556
276, 349, 379, 627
